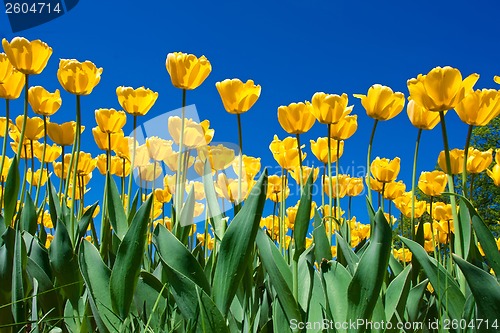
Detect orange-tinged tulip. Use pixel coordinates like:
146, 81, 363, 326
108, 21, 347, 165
215, 79, 261, 114
438, 148, 464, 174
418, 170, 447, 197
95, 108, 126, 134
406, 100, 442, 130
311, 92, 349, 124
310, 137, 344, 164
370, 157, 400, 183
92, 127, 124, 151
116, 86, 158, 116
487, 164, 500, 187
33, 142, 61, 163
0, 68, 25, 99
289, 166, 319, 185
467, 148, 492, 174
345, 177, 364, 197
2, 37, 52, 75
407, 66, 479, 112
146, 137, 173, 161
277, 101, 316, 134
454, 89, 500, 126
329, 108, 358, 140
166, 52, 211, 90
26, 168, 48, 187
383, 181, 406, 200
47, 121, 83, 146
354, 84, 405, 121
269, 135, 304, 170
28, 86, 61, 116
15, 115, 44, 141
57, 59, 103, 95
0, 53, 13, 83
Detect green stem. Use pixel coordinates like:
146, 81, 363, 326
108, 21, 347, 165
34, 116, 48, 207
327, 124, 333, 244
69, 95, 82, 244
295, 133, 304, 190
335, 139, 340, 219
411, 129, 422, 240
462, 124, 473, 197
175, 89, 186, 228
366, 119, 379, 206
58, 146, 65, 199
16, 74, 29, 157
127, 115, 137, 210
29, 140, 34, 195
237, 113, 244, 204
0, 99, 10, 210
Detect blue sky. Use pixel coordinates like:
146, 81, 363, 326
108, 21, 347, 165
2, 0, 500, 227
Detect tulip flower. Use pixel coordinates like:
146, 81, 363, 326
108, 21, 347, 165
199, 144, 235, 171
267, 175, 290, 203
26, 168, 48, 187
269, 135, 304, 170
215, 79, 261, 115
454, 89, 500, 127
0, 53, 13, 84
466, 148, 493, 174
289, 166, 319, 185
418, 170, 448, 197
137, 162, 162, 182
487, 165, 500, 187
383, 180, 406, 200
185, 181, 205, 200
15, 115, 44, 141
0, 68, 25, 99
430, 202, 454, 221
95, 108, 126, 134
146, 137, 173, 161
215, 173, 251, 203
168, 117, 212, 148
370, 157, 401, 183
407, 66, 479, 112
354, 84, 405, 121
232, 155, 261, 180
329, 108, 358, 140
57, 59, 103, 95
164, 151, 195, 172
47, 122, 84, 147
438, 149, 464, 175
345, 177, 364, 197
28, 86, 62, 116
323, 175, 349, 198
2, 37, 52, 75
166, 52, 211, 90
154, 188, 172, 204
116, 86, 158, 116
33, 142, 61, 163
393, 192, 427, 218
92, 127, 124, 151
311, 92, 349, 124
277, 101, 316, 134
310, 137, 344, 164
406, 100, 442, 130
72, 152, 96, 176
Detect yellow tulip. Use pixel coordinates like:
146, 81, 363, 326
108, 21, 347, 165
199, 144, 235, 171
92, 127, 124, 151
215, 79, 261, 114
186, 181, 205, 200
269, 135, 304, 170
215, 173, 251, 203
33, 142, 61, 163
47, 121, 83, 146
0, 117, 13, 137
310, 137, 344, 164
113, 136, 133, 161
0, 68, 25, 99
495, 149, 500, 165
95, 154, 107, 175
0, 157, 12, 180
438, 148, 464, 174
95, 108, 126, 134
2, 37, 52, 75
116, 86, 158, 116
166, 52, 211, 90
345, 177, 364, 197
354, 84, 405, 121
232, 155, 261, 180
137, 162, 162, 182
277, 101, 316, 134
132, 144, 151, 168
393, 192, 427, 218
57, 59, 103, 95
418, 170, 447, 197
200, 120, 215, 145
370, 157, 400, 183
467, 148, 492, 174
28, 86, 62, 116
495, 76, 500, 85
163, 174, 180, 195
267, 175, 290, 203
146, 137, 173, 161
26, 168, 48, 187
45, 234, 54, 248
487, 164, 500, 187
52, 160, 69, 180
430, 202, 454, 221
73, 152, 96, 176
383, 180, 406, 200
406, 100, 442, 130
367, 176, 384, 193
15, 115, 44, 141
393, 248, 412, 263
311, 92, 349, 124
154, 188, 172, 204
329, 108, 358, 140
0, 53, 13, 83
111, 156, 131, 178
164, 151, 194, 172
323, 175, 349, 198
289, 166, 319, 186
168, 117, 211, 148
455, 89, 500, 126
407, 66, 479, 112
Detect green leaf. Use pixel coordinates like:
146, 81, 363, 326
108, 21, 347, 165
107, 174, 128, 240
384, 264, 411, 322
293, 171, 313, 261
212, 169, 267, 315
20, 195, 37, 235
336, 232, 359, 276
453, 254, 500, 328
297, 245, 314, 314
176, 188, 195, 244
405, 279, 428, 323
135, 272, 168, 331
79, 239, 121, 333
46, 178, 61, 229
26, 257, 62, 320
76, 201, 98, 246
196, 286, 230, 333
4, 156, 19, 227
312, 217, 332, 262
256, 229, 301, 323
109, 194, 153, 319
321, 260, 352, 328
400, 237, 465, 321
49, 217, 82, 307
203, 160, 225, 240
12, 228, 26, 330
346, 208, 392, 333
153, 224, 210, 294
162, 262, 200, 318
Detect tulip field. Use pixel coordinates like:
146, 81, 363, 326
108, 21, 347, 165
1, 36, 500, 333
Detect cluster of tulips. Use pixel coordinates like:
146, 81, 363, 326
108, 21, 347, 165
1, 35, 500, 332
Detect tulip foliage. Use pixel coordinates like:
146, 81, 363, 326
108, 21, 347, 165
1, 38, 500, 333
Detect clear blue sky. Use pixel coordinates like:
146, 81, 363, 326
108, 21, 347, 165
2, 0, 500, 227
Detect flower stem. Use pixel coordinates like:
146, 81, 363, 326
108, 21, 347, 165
237, 113, 244, 205
335, 139, 341, 219
58, 146, 65, 200
175, 89, 186, 228
462, 124, 473, 197
296, 134, 304, 190
34, 116, 48, 207
327, 124, 333, 244
127, 115, 137, 210
366, 119, 379, 206
16, 74, 29, 157
411, 129, 422, 240
0, 99, 10, 210
69, 95, 82, 243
